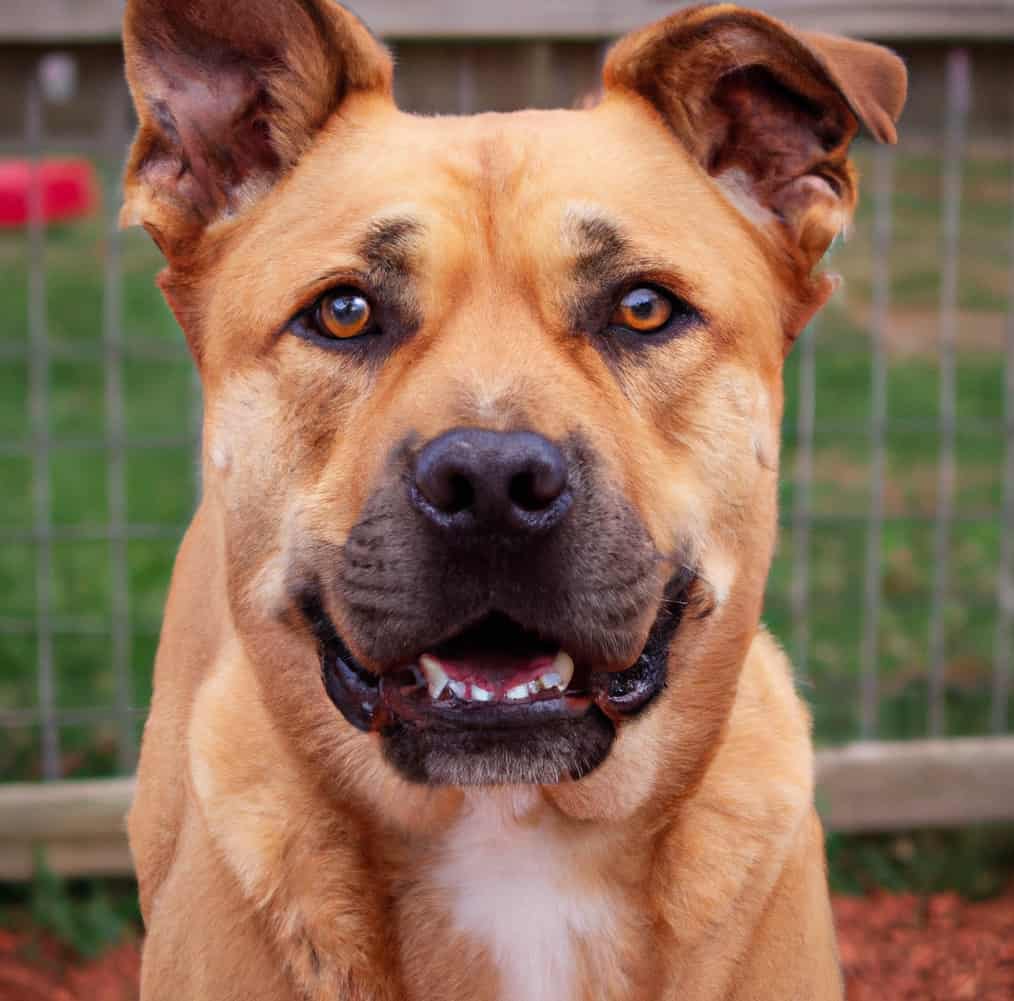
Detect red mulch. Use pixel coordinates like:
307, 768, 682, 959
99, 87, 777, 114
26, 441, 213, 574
0, 888, 1012, 1000
834, 887, 1014, 1000
0, 929, 139, 1001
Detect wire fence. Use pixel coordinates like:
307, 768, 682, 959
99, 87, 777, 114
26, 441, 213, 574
2, 71, 201, 780
0, 41, 1012, 783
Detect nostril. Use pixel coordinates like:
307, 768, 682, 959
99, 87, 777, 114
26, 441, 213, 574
417, 462, 476, 514
412, 428, 571, 531
508, 471, 539, 511
509, 470, 560, 512
445, 473, 475, 514
507, 472, 547, 513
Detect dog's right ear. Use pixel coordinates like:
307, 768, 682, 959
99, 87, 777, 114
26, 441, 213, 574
121, 0, 392, 260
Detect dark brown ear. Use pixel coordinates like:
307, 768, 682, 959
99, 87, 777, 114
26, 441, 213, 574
121, 0, 392, 259
604, 4, 907, 270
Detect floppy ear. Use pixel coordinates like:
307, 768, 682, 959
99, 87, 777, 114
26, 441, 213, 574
121, 0, 393, 259
603, 4, 907, 271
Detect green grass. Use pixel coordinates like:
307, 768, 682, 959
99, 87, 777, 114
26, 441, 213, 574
762, 143, 1013, 743
827, 825, 1014, 899
0, 192, 197, 779
0, 854, 141, 959
0, 147, 1011, 780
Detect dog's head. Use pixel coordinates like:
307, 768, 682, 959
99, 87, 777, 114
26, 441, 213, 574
122, 2, 904, 810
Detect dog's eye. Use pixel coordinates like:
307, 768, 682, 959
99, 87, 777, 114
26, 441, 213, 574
610, 287, 676, 334
317, 291, 373, 339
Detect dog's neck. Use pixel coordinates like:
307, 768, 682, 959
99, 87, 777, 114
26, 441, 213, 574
393, 786, 645, 1001
185, 608, 814, 1001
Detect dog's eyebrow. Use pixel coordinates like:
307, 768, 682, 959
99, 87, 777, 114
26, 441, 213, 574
354, 216, 424, 330
563, 210, 639, 334
567, 213, 631, 284
562, 207, 703, 336
358, 216, 423, 278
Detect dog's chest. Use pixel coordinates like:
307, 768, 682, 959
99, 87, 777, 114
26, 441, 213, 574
420, 790, 619, 1001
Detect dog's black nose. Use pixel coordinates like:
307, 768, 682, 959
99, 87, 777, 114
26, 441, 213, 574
412, 428, 571, 534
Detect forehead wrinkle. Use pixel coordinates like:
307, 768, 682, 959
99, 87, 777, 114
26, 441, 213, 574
472, 132, 534, 266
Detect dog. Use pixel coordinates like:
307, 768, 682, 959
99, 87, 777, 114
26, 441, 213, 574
121, 2, 905, 998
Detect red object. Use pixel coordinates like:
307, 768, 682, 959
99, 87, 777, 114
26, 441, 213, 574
0, 158, 99, 228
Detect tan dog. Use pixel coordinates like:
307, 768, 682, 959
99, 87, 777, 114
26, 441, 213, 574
122, 3, 905, 998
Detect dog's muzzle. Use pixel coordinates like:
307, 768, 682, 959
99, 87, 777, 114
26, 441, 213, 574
309, 568, 697, 785
298, 429, 704, 785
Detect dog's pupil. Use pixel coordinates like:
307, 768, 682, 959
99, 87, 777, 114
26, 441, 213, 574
609, 287, 676, 335
624, 288, 663, 322
332, 296, 367, 326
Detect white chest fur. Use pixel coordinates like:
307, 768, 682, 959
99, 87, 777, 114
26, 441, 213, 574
430, 789, 613, 1001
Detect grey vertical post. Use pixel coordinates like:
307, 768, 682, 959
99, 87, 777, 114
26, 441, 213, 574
456, 47, 477, 115
992, 104, 1014, 735
26, 73, 59, 779
860, 144, 894, 739
791, 320, 817, 678
928, 49, 970, 737
527, 41, 554, 109
102, 81, 136, 772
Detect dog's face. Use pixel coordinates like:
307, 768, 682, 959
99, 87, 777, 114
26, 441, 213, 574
123, 2, 903, 804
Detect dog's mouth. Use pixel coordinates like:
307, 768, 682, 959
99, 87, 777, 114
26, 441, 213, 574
398, 614, 581, 706
322, 612, 635, 730
311, 569, 698, 783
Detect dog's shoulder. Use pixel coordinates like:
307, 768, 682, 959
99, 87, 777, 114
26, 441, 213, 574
128, 504, 227, 917
713, 626, 816, 819
645, 627, 822, 992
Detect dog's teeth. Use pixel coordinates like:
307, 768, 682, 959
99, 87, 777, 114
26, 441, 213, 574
420, 652, 575, 704
551, 651, 575, 690
419, 655, 449, 699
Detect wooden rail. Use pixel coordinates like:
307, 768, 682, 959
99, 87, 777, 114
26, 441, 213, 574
3, 0, 1014, 42
1, 738, 1013, 879
0, 777, 134, 879
815, 737, 1014, 833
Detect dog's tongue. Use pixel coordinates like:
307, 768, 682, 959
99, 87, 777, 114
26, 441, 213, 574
435, 652, 556, 689
429, 614, 555, 686
421, 614, 573, 700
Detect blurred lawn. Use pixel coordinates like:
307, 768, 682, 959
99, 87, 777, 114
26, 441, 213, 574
0, 145, 1011, 779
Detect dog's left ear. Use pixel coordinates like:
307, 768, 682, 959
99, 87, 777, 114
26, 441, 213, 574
120, 0, 393, 260
604, 4, 907, 271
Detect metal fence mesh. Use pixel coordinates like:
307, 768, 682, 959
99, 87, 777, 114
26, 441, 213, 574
1, 43, 1012, 782
2, 74, 201, 779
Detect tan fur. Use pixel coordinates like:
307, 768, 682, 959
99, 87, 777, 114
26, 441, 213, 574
123, 4, 905, 998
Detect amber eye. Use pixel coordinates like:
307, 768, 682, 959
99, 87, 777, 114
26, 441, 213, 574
318, 291, 373, 339
611, 287, 674, 334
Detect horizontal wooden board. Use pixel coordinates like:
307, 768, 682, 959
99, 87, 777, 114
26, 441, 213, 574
4, 0, 1014, 42
815, 737, 1014, 834
1, 739, 1013, 878
0, 777, 134, 879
